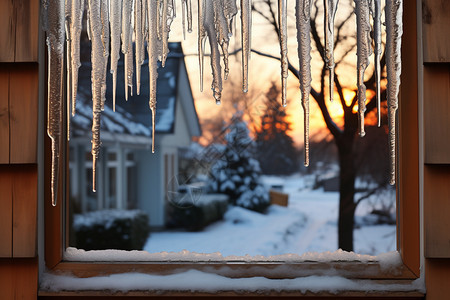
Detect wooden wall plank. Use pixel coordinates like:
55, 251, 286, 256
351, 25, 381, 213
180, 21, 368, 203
14, 0, 39, 62
0, 0, 15, 62
0, 66, 9, 163
424, 165, 450, 258
12, 164, 37, 258
9, 64, 38, 164
0, 259, 38, 299
426, 259, 450, 300
422, 0, 450, 62
0, 166, 13, 257
424, 65, 450, 164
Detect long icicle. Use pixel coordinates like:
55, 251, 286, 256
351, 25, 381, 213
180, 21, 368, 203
324, 0, 338, 101
187, 0, 193, 33
296, 0, 312, 167
147, 0, 158, 153
373, 0, 382, 127
355, 0, 372, 137
70, 0, 85, 116
386, 0, 403, 185
110, 0, 122, 111
240, 0, 251, 93
46, 0, 65, 206
278, 0, 288, 107
100, 0, 109, 111
204, 0, 223, 104
135, 0, 144, 95
65, 0, 72, 141
88, 0, 107, 192
122, 0, 132, 101
198, 0, 206, 92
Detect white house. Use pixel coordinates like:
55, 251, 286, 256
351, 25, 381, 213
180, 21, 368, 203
69, 42, 201, 228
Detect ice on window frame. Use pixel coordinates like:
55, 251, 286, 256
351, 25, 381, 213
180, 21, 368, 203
296, 0, 312, 167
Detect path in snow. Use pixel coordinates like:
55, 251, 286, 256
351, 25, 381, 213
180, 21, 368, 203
144, 175, 396, 256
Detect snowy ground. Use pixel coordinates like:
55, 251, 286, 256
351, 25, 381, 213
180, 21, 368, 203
144, 174, 396, 256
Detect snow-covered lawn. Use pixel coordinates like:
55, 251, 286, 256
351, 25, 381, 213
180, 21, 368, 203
144, 175, 396, 256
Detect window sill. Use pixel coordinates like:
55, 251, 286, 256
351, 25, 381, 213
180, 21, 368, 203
38, 267, 424, 298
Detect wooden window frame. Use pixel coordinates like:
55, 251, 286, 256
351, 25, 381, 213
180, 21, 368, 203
41, 1, 421, 297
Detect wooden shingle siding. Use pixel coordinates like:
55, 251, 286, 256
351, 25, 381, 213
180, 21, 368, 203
12, 164, 37, 258
0, 166, 13, 258
0, 0, 38, 63
0, 258, 38, 299
0, 0, 15, 62
422, 0, 450, 63
424, 65, 450, 164
0, 66, 9, 163
9, 64, 38, 164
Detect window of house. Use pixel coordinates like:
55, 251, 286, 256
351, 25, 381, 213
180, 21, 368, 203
42, 0, 421, 296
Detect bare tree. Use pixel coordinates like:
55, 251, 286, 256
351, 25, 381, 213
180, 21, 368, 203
252, 0, 387, 251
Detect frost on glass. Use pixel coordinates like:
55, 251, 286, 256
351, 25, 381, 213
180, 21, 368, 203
296, 0, 312, 167
324, 0, 339, 101
355, 0, 372, 137
385, 0, 403, 185
45, 0, 65, 206
278, 0, 288, 107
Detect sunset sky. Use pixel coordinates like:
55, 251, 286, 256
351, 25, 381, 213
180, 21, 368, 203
167, 0, 384, 147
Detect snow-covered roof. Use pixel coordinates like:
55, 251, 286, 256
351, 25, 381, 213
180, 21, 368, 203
71, 42, 194, 142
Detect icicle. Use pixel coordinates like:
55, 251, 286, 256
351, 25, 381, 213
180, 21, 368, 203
240, 0, 251, 93
182, 0, 187, 39
122, 0, 132, 100
278, 0, 288, 107
70, 0, 85, 115
88, 0, 107, 192
386, 0, 403, 185
161, 0, 170, 66
187, 0, 193, 33
100, 0, 109, 111
125, 33, 134, 98
147, 0, 159, 153
323, 0, 338, 101
135, 0, 144, 95
296, 0, 312, 167
86, 1, 92, 40
204, 0, 223, 104
46, 0, 65, 206
65, 0, 72, 141
198, 0, 206, 92
212, 1, 233, 81
373, 0, 382, 127
223, 0, 238, 80
355, 0, 372, 137
110, 0, 122, 111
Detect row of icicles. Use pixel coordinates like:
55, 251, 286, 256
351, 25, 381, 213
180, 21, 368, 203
43, 0, 403, 206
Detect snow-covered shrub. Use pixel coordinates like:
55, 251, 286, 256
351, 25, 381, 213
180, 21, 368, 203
166, 194, 229, 231
72, 210, 150, 250
208, 115, 270, 213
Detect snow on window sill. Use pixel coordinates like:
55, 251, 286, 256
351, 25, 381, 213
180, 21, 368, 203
39, 268, 425, 296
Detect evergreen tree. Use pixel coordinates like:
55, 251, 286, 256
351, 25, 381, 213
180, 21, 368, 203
255, 83, 300, 175
209, 113, 270, 213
